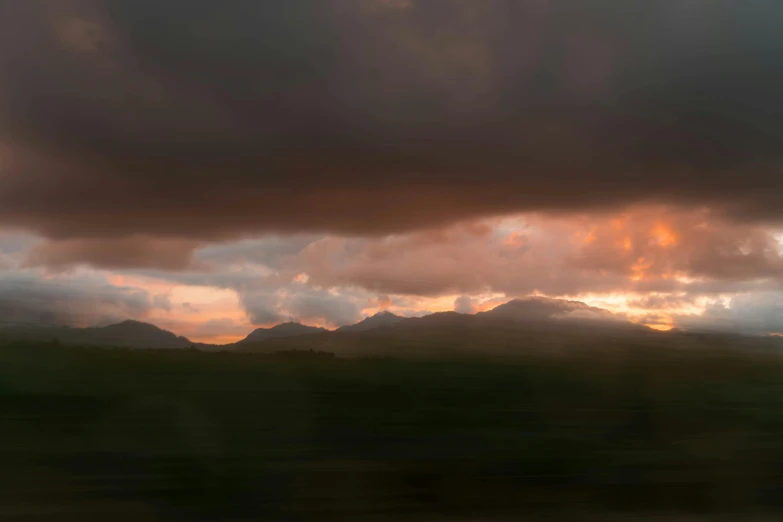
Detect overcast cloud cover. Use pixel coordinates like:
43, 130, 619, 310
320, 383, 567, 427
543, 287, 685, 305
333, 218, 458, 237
1, 0, 783, 341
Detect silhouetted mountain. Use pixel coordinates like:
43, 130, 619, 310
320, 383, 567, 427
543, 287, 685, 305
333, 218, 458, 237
4, 297, 781, 357
237, 298, 660, 357
479, 296, 647, 332
336, 311, 405, 333
238, 322, 327, 343
0, 320, 192, 349
482, 296, 612, 321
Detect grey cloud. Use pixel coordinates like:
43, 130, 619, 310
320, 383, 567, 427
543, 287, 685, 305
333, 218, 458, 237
0, 254, 16, 272
454, 296, 477, 314
0, 271, 164, 327
181, 302, 200, 313
674, 293, 783, 336
239, 290, 285, 326
283, 290, 362, 328
195, 235, 322, 269
239, 285, 363, 328
0, 232, 39, 255
152, 293, 172, 311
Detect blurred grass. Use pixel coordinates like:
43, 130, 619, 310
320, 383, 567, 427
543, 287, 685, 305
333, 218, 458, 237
1, 341, 783, 520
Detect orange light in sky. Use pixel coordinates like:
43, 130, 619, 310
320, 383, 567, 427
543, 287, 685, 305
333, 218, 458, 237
652, 224, 677, 247
377, 295, 392, 310
611, 216, 628, 231
630, 256, 652, 281
582, 227, 597, 245
646, 322, 674, 331
503, 231, 527, 248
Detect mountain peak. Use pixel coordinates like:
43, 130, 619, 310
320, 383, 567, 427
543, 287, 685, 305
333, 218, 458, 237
487, 296, 593, 317
483, 296, 640, 329
102, 320, 165, 331
372, 310, 399, 318
338, 310, 405, 333
241, 322, 326, 343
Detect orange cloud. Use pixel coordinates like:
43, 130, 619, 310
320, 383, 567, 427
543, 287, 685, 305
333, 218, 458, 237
582, 227, 598, 245
652, 224, 677, 247
502, 231, 527, 248
630, 256, 652, 281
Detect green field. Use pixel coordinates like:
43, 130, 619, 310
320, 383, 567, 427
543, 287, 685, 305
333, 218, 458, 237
1, 341, 783, 520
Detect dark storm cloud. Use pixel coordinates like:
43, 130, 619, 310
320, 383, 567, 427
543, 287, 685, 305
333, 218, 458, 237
1, 0, 783, 251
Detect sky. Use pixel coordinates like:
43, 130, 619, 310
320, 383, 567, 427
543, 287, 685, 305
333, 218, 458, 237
1, 0, 783, 343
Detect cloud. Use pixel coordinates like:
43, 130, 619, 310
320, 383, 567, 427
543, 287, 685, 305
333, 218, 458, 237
239, 283, 363, 329
195, 235, 322, 269
454, 296, 477, 314
0, 232, 39, 254
296, 207, 783, 298
0, 252, 16, 272
152, 293, 172, 311
674, 293, 783, 336
377, 295, 392, 310
0, 0, 782, 252
283, 289, 362, 328
238, 290, 285, 326
0, 270, 165, 327
25, 236, 202, 271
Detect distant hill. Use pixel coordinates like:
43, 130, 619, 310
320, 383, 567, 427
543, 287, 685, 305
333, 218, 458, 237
238, 322, 327, 344
0, 320, 192, 349
336, 311, 404, 333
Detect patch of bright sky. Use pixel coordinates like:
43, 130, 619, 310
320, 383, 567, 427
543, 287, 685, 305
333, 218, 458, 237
571, 292, 712, 322
104, 271, 253, 343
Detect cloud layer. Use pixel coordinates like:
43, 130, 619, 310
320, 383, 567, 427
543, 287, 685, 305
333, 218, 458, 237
1, 0, 783, 266
0, 271, 165, 327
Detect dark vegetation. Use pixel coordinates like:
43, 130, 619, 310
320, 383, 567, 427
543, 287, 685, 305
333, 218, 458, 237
1, 340, 783, 521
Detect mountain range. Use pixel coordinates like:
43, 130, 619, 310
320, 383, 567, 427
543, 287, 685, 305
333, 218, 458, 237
0, 320, 192, 349
1, 296, 781, 356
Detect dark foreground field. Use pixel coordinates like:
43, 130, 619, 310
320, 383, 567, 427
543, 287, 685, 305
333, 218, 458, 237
1, 342, 783, 521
